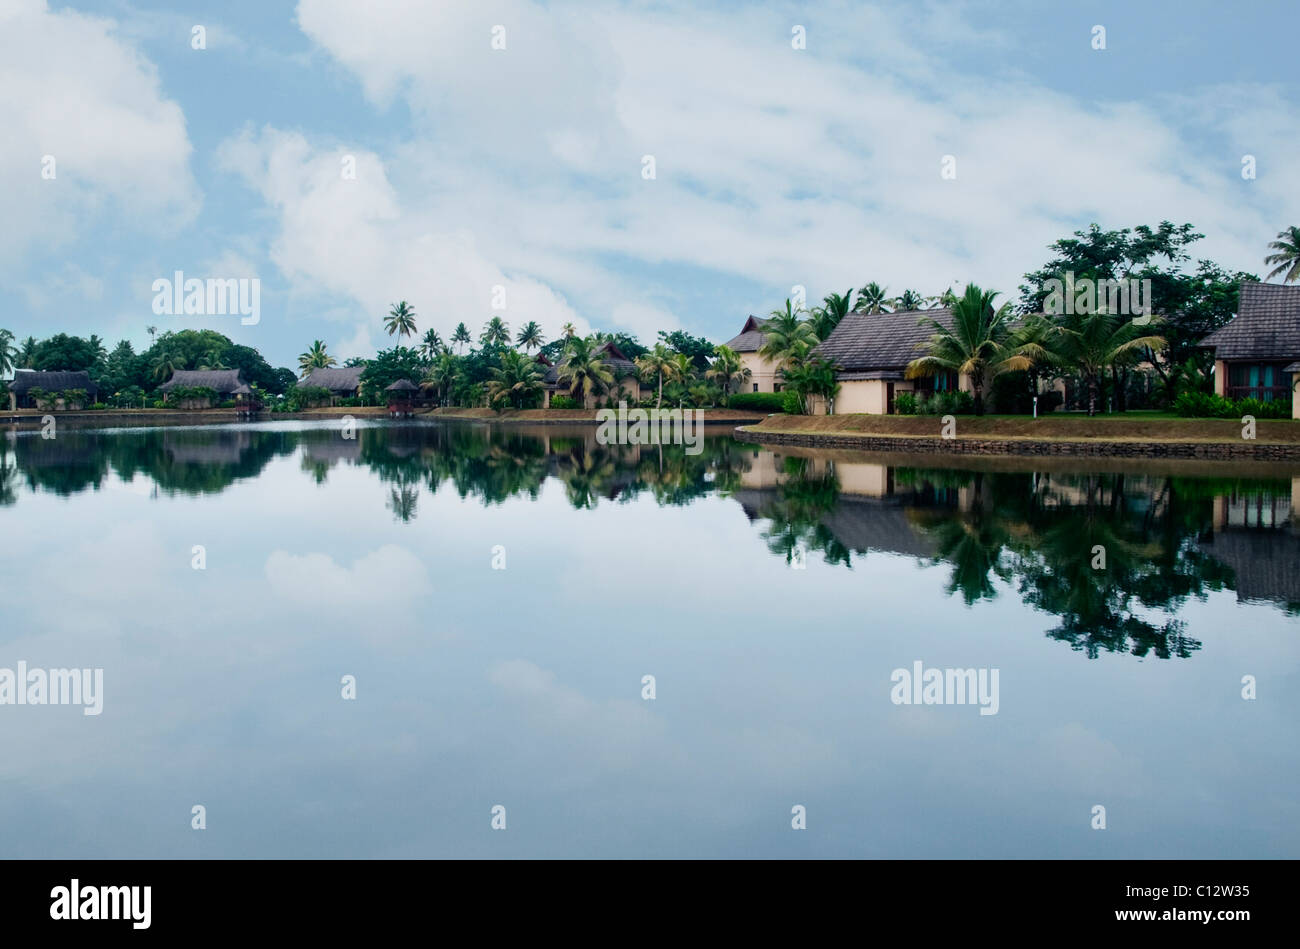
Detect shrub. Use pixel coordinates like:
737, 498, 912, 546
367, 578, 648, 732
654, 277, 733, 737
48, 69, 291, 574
108, 386, 146, 408
895, 392, 918, 415
549, 395, 580, 409
90, 403, 106, 410
918, 390, 976, 415
1173, 391, 1290, 420
728, 392, 787, 412
780, 389, 804, 414
217, 400, 237, 409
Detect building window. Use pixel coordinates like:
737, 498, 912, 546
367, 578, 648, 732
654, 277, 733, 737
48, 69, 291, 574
1227, 363, 1291, 402
752, 383, 758, 392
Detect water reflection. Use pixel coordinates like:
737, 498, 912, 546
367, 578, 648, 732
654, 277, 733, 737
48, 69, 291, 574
3, 421, 1298, 643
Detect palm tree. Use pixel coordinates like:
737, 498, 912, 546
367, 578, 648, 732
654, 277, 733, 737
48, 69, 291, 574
905, 284, 1023, 416
635, 343, 680, 409
421, 351, 459, 406
782, 355, 841, 415
486, 349, 545, 409
151, 350, 186, 381
894, 289, 925, 311
480, 316, 510, 347
451, 322, 472, 353
420, 329, 443, 361
0, 329, 15, 376
854, 281, 891, 314
558, 336, 614, 405
562, 322, 576, 338
17, 337, 37, 369
1052, 310, 1166, 417
515, 320, 545, 352
758, 299, 818, 369
706, 345, 751, 404
811, 290, 853, 340
198, 349, 229, 370
385, 301, 417, 340
1264, 226, 1300, 283
146, 325, 158, 343
298, 340, 336, 377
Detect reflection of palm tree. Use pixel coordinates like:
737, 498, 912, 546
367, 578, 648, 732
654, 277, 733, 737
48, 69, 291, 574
387, 485, 419, 522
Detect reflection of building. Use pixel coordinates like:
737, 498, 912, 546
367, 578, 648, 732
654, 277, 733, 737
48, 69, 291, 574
1200, 485, 1300, 606
723, 316, 782, 393
163, 430, 253, 465
810, 308, 972, 414
1201, 281, 1300, 416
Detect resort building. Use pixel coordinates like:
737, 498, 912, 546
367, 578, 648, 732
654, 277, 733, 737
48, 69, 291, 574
1201, 280, 1300, 418
158, 369, 252, 404
300, 366, 365, 404
539, 341, 646, 408
7, 369, 99, 410
723, 316, 783, 393
809, 306, 971, 414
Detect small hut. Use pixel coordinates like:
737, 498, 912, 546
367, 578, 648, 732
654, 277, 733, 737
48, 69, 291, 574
385, 379, 419, 417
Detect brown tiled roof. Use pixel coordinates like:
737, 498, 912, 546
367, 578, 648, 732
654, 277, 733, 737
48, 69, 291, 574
1200, 281, 1300, 360
301, 366, 363, 392
812, 307, 953, 371
8, 370, 98, 394
158, 369, 245, 394
724, 315, 768, 353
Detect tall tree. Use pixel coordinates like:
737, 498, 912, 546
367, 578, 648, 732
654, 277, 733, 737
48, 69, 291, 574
515, 320, 545, 352
0, 329, 14, 376
811, 290, 853, 340
558, 336, 614, 404
635, 344, 679, 409
298, 340, 336, 377
385, 301, 418, 340
758, 299, 818, 369
1051, 311, 1166, 417
893, 289, 925, 311
706, 345, 751, 405
451, 322, 472, 353
421, 329, 443, 361
854, 281, 891, 314
480, 316, 511, 347
486, 349, 544, 409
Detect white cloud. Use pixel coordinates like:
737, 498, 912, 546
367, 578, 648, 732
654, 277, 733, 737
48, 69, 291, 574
0, 0, 199, 263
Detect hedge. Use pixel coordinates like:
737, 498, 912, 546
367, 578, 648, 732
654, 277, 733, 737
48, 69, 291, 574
728, 392, 787, 412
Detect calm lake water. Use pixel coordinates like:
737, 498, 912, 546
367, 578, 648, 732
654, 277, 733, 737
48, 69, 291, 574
1, 419, 1297, 857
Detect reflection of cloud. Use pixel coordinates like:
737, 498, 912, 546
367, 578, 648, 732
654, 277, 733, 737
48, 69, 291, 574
1040, 722, 1146, 796
264, 545, 430, 612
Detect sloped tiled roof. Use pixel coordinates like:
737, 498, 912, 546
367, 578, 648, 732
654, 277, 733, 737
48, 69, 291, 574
158, 369, 245, 394
812, 307, 953, 371
1200, 281, 1300, 360
8, 370, 98, 394
724, 316, 768, 353
301, 366, 364, 392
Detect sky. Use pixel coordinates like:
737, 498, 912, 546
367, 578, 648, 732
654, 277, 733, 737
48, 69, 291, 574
2, 0, 1298, 370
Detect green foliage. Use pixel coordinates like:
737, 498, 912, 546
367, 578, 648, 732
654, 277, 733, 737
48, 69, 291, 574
107, 386, 146, 408
780, 389, 804, 414
657, 330, 714, 370
895, 392, 918, 415
549, 395, 580, 409
917, 390, 977, 415
285, 386, 333, 410
1173, 391, 1291, 419
165, 385, 219, 405
30, 334, 102, 373
728, 392, 787, 412
360, 346, 424, 400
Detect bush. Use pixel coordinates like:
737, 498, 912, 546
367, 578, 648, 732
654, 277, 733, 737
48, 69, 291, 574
90, 403, 106, 410
780, 389, 804, 414
728, 392, 787, 412
1173, 391, 1290, 420
918, 390, 976, 415
549, 395, 580, 409
895, 392, 918, 415
217, 400, 237, 409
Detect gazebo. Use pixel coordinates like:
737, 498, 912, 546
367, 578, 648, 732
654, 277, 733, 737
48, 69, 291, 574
385, 379, 419, 417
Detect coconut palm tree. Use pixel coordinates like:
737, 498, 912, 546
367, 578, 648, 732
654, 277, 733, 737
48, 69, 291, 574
669, 353, 695, 407
420, 329, 443, 361
854, 281, 892, 314
1051, 310, 1166, 417
146, 325, 158, 343
758, 299, 818, 369
151, 350, 186, 381
385, 301, 417, 340
811, 290, 853, 340
298, 340, 336, 377
558, 336, 614, 405
0, 328, 15, 376
198, 349, 229, 371
486, 349, 545, 409
451, 322, 472, 353
562, 321, 576, 338
1264, 226, 1300, 283
905, 284, 1023, 416
893, 289, 925, 311
706, 345, 751, 404
635, 344, 680, 408
421, 351, 459, 406
480, 316, 510, 347
515, 320, 545, 352
17, 337, 37, 369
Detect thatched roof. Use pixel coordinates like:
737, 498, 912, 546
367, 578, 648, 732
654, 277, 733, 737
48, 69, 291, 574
385, 378, 419, 391
813, 307, 954, 372
158, 369, 245, 394
724, 315, 768, 353
1201, 281, 1300, 361
1199, 528, 1300, 606
301, 366, 364, 392
8, 370, 98, 394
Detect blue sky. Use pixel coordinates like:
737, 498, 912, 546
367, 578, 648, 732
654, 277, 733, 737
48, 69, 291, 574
3, 0, 1297, 369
